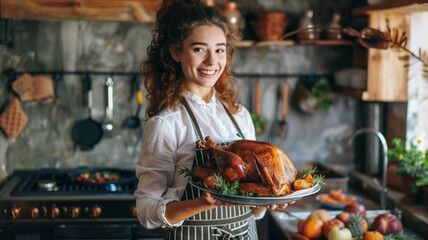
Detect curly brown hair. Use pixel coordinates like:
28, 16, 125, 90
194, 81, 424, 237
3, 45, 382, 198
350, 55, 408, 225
141, 0, 242, 118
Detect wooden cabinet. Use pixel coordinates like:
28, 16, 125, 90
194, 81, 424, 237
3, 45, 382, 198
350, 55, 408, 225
352, 0, 428, 102
1, 0, 162, 22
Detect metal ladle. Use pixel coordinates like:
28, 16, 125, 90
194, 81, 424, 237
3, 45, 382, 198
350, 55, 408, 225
126, 76, 143, 129
102, 76, 115, 136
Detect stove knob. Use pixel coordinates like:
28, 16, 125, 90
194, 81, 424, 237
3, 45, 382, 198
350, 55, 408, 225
50, 206, 60, 219
90, 206, 102, 218
130, 206, 137, 217
31, 207, 40, 219
70, 207, 80, 218
10, 207, 21, 219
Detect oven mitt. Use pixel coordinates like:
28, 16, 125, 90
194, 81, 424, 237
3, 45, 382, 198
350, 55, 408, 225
12, 73, 55, 103
12, 73, 35, 101
0, 97, 28, 139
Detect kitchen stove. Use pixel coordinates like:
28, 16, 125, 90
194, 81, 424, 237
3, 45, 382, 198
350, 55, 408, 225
0, 168, 166, 240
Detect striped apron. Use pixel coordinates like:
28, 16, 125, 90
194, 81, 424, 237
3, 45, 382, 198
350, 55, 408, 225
164, 100, 258, 240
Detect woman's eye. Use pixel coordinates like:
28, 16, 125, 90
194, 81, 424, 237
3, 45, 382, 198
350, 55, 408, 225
193, 48, 204, 52
217, 49, 225, 53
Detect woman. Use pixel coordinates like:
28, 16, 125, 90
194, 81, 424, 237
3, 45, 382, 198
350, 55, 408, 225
135, 1, 290, 239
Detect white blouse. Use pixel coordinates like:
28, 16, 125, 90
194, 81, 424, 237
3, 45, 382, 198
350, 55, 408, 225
135, 91, 256, 229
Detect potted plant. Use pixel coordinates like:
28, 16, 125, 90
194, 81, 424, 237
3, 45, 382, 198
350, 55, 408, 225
293, 77, 333, 114
387, 138, 406, 190
389, 138, 427, 204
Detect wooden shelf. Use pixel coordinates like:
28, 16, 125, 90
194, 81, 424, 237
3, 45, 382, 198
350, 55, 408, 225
297, 40, 354, 45
352, 0, 428, 15
0, 0, 162, 22
237, 39, 354, 48
334, 88, 365, 99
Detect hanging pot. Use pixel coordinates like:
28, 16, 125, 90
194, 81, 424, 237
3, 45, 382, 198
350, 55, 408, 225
72, 74, 103, 150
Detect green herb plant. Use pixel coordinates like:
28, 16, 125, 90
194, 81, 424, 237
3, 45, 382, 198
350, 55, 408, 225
388, 138, 428, 193
250, 112, 268, 134
308, 78, 333, 111
389, 138, 427, 177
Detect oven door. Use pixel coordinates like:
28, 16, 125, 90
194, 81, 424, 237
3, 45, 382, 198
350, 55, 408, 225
54, 223, 166, 240
1, 222, 166, 240
55, 224, 132, 240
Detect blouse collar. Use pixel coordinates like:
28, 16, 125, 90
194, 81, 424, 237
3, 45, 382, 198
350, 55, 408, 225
184, 90, 217, 111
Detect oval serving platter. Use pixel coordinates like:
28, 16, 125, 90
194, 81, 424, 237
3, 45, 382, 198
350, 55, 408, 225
189, 180, 321, 205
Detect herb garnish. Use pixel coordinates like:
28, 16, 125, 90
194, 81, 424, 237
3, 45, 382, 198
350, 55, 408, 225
300, 166, 325, 185
178, 166, 193, 178
213, 174, 258, 197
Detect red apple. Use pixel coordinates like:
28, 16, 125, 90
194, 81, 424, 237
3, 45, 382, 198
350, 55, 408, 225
203, 175, 217, 189
323, 219, 345, 239
343, 203, 366, 216
335, 212, 351, 226
328, 227, 352, 240
371, 213, 403, 235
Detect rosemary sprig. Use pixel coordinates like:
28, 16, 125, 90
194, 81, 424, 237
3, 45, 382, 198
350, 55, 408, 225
178, 166, 193, 178
300, 166, 325, 185
213, 174, 258, 197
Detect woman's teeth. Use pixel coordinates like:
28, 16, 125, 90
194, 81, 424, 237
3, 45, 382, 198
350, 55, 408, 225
199, 70, 216, 75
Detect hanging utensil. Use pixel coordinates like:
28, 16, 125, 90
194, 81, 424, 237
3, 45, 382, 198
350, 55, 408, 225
72, 74, 103, 150
270, 81, 281, 138
102, 76, 115, 136
277, 81, 289, 138
126, 75, 143, 129
251, 79, 267, 135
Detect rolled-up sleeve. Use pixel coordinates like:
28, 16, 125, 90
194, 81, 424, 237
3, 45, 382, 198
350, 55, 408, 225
135, 116, 184, 229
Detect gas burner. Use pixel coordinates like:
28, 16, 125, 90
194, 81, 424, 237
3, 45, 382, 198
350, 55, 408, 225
37, 180, 58, 191
105, 183, 123, 192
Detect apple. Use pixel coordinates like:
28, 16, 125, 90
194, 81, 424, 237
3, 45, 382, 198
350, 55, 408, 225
328, 227, 352, 240
343, 203, 366, 216
323, 219, 345, 239
335, 212, 351, 226
203, 175, 217, 189
371, 213, 403, 235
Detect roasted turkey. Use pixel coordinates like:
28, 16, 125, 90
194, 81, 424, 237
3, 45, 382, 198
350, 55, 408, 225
193, 137, 297, 196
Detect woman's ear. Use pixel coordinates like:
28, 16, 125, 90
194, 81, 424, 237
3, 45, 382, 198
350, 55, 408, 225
170, 45, 181, 62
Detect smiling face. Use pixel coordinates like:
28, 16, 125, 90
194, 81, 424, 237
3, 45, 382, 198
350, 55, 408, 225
171, 25, 227, 101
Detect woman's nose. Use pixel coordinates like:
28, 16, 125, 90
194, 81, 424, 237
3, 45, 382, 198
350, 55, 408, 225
204, 51, 216, 65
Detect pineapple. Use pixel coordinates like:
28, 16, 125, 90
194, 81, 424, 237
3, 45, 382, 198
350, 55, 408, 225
348, 213, 366, 238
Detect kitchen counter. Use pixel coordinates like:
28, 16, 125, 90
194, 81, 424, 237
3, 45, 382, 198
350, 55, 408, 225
267, 174, 427, 240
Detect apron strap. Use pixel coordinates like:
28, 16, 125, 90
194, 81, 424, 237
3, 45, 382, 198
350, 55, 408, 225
218, 100, 246, 140
182, 98, 246, 141
182, 99, 204, 141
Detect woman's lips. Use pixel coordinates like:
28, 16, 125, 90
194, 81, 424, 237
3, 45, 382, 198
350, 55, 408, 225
198, 69, 217, 76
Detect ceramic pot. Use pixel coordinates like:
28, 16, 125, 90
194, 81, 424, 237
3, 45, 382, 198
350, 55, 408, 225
222, 2, 241, 33
401, 174, 418, 204
387, 163, 403, 191
253, 11, 286, 41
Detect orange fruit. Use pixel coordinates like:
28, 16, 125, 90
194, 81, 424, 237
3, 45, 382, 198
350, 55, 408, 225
364, 231, 384, 240
300, 218, 323, 239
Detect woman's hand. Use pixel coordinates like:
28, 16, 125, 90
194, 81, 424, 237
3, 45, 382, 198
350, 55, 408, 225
202, 192, 241, 207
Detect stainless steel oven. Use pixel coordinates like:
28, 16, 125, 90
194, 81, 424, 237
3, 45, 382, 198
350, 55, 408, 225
0, 169, 166, 240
